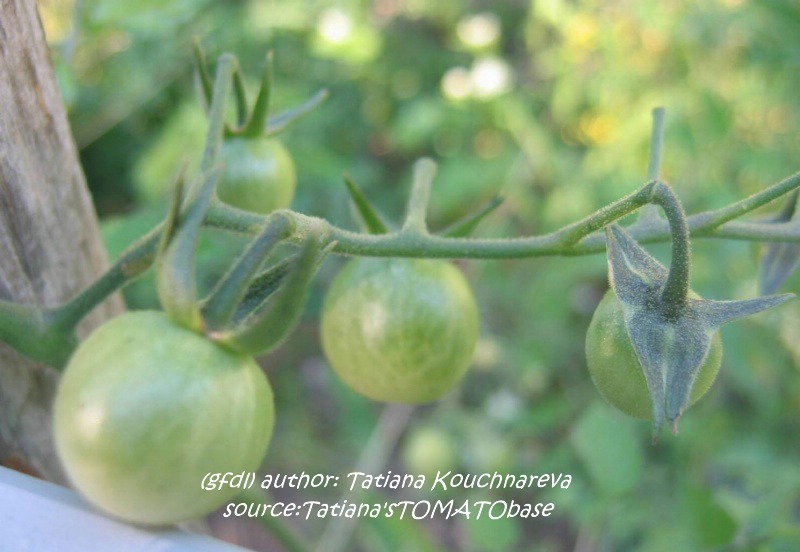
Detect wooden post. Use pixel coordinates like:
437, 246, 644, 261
0, 0, 124, 482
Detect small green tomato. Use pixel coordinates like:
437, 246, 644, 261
402, 426, 458, 478
217, 137, 296, 214
320, 258, 479, 404
585, 290, 722, 419
53, 310, 274, 526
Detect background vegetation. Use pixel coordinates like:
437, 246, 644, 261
38, 0, 800, 550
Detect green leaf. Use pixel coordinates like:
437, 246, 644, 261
683, 486, 737, 548
461, 509, 520, 551
570, 401, 644, 496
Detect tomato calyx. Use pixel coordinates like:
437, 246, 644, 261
759, 189, 800, 294
154, 154, 330, 356
193, 40, 328, 140
604, 222, 792, 438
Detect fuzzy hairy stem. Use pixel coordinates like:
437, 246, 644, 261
5, 168, 800, 368
651, 182, 691, 315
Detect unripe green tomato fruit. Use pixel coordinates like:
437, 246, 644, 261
320, 258, 479, 404
585, 290, 722, 419
53, 311, 274, 526
402, 426, 458, 478
217, 137, 296, 214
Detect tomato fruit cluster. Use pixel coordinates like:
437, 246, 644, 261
53, 311, 274, 525
585, 290, 722, 419
216, 137, 296, 214
320, 258, 479, 404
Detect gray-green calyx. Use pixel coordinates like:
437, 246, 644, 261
759, 190, 800, 295
605, 224, 793, 437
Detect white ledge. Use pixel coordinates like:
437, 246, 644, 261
0, 465, 247, 551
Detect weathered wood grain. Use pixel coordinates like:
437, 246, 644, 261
0, 0, 124, 482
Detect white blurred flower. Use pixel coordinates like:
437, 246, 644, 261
441, 66, 473, 101
457, 13, 501, 49
317, 8, 353, 45
470, 56, 513, 98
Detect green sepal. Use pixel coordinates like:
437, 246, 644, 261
230, 241, 335, 325
0, 301, 76, 369
156, 167, 221, 332
605, 224, 793, 437
213, 235, 331, 355
441, 195, 503, 238
232, 67, 250, 129
759, 190, 800, 294
192, 38, 213, 112
343, 174, 390, 234
201, 214, 294, 329
238, 51, 273, 137
230, 256, 295, 325
265, 89, 329, 137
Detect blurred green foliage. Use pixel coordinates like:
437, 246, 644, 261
40, 0, 800, 549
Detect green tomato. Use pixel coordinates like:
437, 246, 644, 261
320, 258, 479, 404
402, 426, 458, 478
53, 311, 274, 526
216, 137, 296, 214
585, 290, 722, 419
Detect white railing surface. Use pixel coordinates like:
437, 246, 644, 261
0, 465, 248, 551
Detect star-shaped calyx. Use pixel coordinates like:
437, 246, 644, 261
605, 223, 793, 438
759, 190, 800, 295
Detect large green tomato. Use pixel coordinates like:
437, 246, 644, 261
53, 311, 274, 526
585, 290, 722, 419
320, 258, 479, 404
216, 137, 296, 214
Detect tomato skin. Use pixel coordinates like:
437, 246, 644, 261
217, 137, 296, 214
585, 290, 722, 419
53, 311, 274, 526
320, 258, 479, 404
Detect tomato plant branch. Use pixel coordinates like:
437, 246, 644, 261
6, 166, 799, 371
637, 107, 666, 223
49, 229, 161, 331
197, 54, 236, 180
316, 405, 414, 552
3, 56, 800, 371
401, 158, 436, 234
238, 488, 312, 552
651, 182, 691, 314
689, 170, 800, 232
646, 107, 666, 181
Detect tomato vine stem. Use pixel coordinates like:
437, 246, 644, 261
650, 182, 691, 315
20, 165, 800, 371
4, 49, 800, 375
401, 158, 436, 234
636, 107, 666, 224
